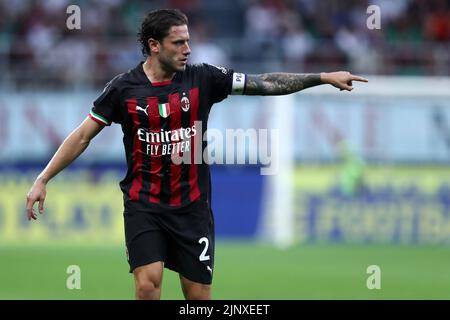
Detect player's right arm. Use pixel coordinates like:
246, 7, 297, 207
26, 117, 104, 221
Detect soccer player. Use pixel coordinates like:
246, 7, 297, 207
25, 9, 368, 300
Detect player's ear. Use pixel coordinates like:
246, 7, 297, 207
148, 38, 160, 55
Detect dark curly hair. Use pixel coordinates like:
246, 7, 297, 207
138, 9, 188, 56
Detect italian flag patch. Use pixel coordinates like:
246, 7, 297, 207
158, 103, 170, 118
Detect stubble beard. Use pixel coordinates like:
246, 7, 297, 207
159, 54, 184, 73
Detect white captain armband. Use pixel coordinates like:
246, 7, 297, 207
231, 72, 246, 95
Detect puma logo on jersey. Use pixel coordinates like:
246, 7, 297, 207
136, 105, 149, 116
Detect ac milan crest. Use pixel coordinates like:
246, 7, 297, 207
181, 96, 190, 112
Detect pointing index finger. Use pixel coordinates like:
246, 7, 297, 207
351, 75, 369, 82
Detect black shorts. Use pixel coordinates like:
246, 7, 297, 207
124, 200, 215, 285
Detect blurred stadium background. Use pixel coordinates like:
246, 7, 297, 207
1, 0, 450, 299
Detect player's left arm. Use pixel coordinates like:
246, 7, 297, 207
243, 71, 368, 95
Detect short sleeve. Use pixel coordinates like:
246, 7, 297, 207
201, 64, 247, 104
89, 78, 121, 126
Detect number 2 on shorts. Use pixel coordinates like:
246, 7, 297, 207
198, 237, 210, 261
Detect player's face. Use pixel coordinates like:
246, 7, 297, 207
158, 25, 191, 72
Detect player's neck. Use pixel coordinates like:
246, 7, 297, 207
143, 58, 175, 83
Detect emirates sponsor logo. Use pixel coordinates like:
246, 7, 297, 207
136, 121, 279, 175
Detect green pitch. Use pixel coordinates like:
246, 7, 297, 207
1, 242, 449, 299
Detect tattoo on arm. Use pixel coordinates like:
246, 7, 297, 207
244, 73, 323, 96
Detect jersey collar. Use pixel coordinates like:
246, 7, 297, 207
137, 61, 181, 87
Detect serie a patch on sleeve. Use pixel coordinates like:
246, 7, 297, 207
231, 72, 246, 95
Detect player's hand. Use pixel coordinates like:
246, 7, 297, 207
26, 178, 47, 221
321, 71, 368, 91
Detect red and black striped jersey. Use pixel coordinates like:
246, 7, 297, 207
89, 62, 246, 212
